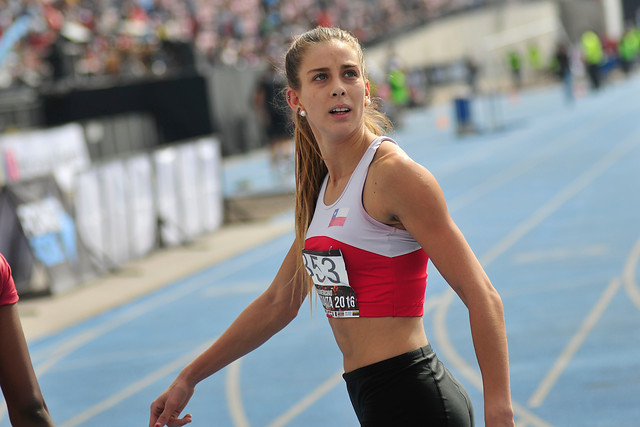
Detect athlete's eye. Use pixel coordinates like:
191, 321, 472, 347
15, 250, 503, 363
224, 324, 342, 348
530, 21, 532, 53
313, 73, 328, 81
344, 69, 358, 78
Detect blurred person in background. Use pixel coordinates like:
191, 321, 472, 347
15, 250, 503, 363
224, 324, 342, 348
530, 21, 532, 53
507, 49, 522, 90
552, 42, 573, 104
0, 253, 55, 427
254, 62, 293, 181
465, 55, 480, 95
527, 43, 543, 84
150, 26, 514, 427
581, 30, 603, 91
618, 25, 640, 77
384, 51, 410, 126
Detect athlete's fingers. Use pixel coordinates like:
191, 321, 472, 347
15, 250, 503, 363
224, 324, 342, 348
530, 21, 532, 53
149, 399, 165, 427
151, 378, 195, 427
154, 411, 192, 427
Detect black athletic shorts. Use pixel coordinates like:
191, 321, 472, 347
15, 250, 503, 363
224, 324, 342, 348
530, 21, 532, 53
343, 344, 474, 426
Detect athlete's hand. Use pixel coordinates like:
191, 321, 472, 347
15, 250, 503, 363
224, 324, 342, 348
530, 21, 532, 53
149, 377, 194, 427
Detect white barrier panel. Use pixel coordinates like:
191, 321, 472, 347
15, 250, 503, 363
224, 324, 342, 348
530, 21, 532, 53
75, 155, 156, 269
100, 161, 130, 265
196, 137, 223, 232
177, 143, 201, 241
74, 137, 223, 273
74, 169, 106, 267
153, 147, 182, 247
125, 154, 155, 259
0, 124, 90, 197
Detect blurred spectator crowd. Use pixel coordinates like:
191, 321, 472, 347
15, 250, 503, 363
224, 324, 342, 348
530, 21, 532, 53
0, 0, 494, 88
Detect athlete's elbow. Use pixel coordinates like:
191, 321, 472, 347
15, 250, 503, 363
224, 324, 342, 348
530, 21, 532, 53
264, 290, 303, 328
279, 293, 305, 323
462, 280, 504, 314
285, 300, 302, 322
477, 286, 505, 319
10, 399, 53, 427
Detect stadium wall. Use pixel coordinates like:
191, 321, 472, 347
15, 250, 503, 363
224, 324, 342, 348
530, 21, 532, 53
364, 0, 564, 82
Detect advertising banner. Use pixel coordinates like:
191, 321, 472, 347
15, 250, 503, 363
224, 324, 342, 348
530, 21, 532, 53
0, 176, 97, 295
0, 188, 46, 294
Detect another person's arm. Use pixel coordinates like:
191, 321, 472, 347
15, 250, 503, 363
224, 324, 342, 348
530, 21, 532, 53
0, 304, 55, 427
150, 241, 308, 427
371, 148, 515, 426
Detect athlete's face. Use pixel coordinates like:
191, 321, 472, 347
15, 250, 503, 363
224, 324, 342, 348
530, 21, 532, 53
287, 41, 370, 142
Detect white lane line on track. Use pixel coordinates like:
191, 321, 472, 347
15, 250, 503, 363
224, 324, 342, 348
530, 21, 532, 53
481, 126, 640, 268
447, 104, 628, 214
434, 291, 552, 427
227, 359, 251, 427
434, 290, 482, 389
265, 371, 344, 427
59, 342, 211, 427
623, 234, 640, 310
433, 124, 640, 423
512, 401, 553, 427
29, 239, 288, 426
31, 237, 290, 374
527, 277, 622, 408
512, 245, 608, 264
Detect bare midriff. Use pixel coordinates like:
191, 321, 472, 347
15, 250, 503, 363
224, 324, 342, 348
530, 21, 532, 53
329, 316, 429, 373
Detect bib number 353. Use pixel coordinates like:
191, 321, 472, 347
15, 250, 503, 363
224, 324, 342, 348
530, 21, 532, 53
302, 249, 359, 318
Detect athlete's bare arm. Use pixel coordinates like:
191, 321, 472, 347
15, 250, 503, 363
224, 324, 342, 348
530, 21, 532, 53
365, 141, 515, 426
150, 241, 308, 427
0, 304, 54, 427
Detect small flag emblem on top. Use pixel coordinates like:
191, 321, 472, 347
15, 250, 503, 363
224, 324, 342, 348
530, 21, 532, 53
329, 207, 349, 227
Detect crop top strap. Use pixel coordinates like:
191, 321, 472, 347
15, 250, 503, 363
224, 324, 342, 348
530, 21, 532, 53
347, 136, 396, 196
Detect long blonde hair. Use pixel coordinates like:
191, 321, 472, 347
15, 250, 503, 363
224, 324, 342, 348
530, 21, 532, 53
284, 27, 392, 298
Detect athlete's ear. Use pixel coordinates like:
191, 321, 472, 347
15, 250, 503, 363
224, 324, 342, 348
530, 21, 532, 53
365, 80, 370, 99
286, 88, 301, 113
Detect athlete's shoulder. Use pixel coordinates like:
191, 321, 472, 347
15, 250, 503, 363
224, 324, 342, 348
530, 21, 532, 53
0, 253, 18, 305
371, 138, 430, 181
0, 253, 11, 284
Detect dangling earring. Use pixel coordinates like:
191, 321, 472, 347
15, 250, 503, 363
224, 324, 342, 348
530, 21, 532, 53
365, 97, 372, 107
298, 108, 307, 117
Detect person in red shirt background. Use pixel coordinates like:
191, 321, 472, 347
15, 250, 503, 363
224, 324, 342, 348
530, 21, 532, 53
0, 253, 54, 426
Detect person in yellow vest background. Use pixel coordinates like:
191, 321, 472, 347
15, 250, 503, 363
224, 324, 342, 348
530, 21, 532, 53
581, 30, 604, 90
618, 25, 640, 76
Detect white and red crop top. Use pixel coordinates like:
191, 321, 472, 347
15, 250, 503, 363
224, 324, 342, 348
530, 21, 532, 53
302, 136, 428, 318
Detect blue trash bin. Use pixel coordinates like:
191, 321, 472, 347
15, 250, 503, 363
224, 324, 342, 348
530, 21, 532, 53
453, 97, 473, 135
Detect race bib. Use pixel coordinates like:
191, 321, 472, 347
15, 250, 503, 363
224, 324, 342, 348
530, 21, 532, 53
302, 249, 359, 318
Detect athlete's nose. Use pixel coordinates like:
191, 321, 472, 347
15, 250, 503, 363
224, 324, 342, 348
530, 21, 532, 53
332, 88, 346, 96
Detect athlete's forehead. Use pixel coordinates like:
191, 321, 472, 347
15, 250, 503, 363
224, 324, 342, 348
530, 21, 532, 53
299, 40, 362, 74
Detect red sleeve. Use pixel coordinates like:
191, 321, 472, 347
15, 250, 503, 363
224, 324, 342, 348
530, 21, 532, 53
0, 253, 19, 306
